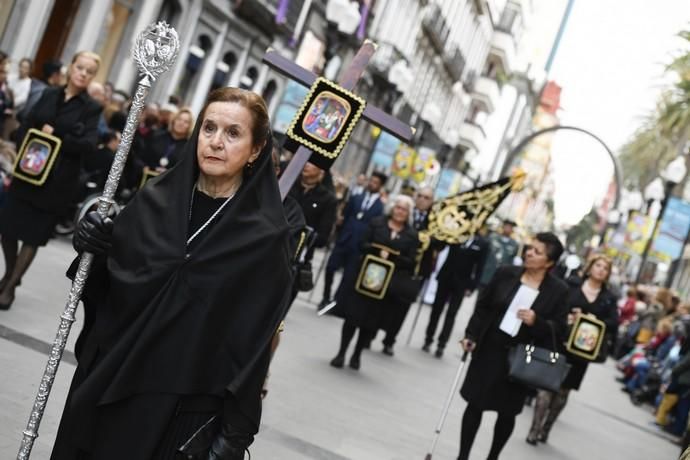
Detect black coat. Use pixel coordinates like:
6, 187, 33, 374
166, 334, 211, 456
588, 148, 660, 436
338, 216, 419, 329
562, 279, 619, 390
11, 86, 101, 211
52, 123, 292, 459
461, 266, 569, 415
289, 181, 337, 248
141, 128, 187, 169
437, 236, 489, 291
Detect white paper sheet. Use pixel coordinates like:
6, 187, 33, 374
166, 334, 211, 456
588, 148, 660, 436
499, 284, 540, 337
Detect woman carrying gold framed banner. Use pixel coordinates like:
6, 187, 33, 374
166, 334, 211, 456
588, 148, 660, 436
0, 51, 102, 310
526, 254, 619, 445
330, 194, 419, 371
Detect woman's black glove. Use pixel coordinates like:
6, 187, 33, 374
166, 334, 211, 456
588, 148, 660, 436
73, 211, 114, 255
206, 423, 252, 460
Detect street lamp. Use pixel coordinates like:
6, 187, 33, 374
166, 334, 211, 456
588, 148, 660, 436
323, 0, 361, 79
635, 156, 688, 284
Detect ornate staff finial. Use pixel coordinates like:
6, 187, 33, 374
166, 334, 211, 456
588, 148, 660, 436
132, 21, 180, 85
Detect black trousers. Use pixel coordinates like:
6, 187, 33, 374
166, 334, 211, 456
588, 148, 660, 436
424, 276, 466, 349
383, 301, 412, 347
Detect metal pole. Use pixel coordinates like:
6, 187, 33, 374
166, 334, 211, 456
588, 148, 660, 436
635, 181, 673, 285
544, 0, 575, 74
424, 351, 469, 460
406, 280, 429, 345
17, 22, 179, 460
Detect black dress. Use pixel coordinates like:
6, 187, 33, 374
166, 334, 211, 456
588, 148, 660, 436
337, 216, 419, 330
0, 86, 101, 245
460, 266, 569, 415
562, 283, 619, 390
51, 124, 293, 459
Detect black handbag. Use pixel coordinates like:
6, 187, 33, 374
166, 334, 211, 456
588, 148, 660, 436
508, 322, 571, 393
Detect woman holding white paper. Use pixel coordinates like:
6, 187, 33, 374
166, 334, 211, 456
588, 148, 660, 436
457, 232, 570, 460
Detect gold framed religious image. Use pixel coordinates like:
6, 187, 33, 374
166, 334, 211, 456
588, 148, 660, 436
13, 128, 62, 186
566, 314, 606, 361
355, 254, 395, 300
286, 77, 365, 170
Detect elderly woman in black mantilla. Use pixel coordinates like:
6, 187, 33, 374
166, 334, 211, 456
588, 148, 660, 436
330, 194, 419, 371
0, 51, 102, 310
50, 87, 293, 460
526, 253, 618, 445
457, 232, 569, 460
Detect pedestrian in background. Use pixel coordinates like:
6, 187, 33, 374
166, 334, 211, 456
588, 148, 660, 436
320, 172, 387, 309
458, 233, 569, 460
16, 59, 63, 124
0, 51, 101, 310
479, 219, 520, 288
8, 58, 33, 113
527, 254, 618, 444
330, 195, 418, 371
423, 233, 489, 358
0, 63, 13, 140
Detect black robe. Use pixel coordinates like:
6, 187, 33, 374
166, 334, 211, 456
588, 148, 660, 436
561, 279, 619, 390
336, 216, 419, 330
52, 120, 293, 459
460, 266, 569, 415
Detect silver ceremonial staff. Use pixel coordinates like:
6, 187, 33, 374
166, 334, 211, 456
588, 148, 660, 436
17, 22, 179, 460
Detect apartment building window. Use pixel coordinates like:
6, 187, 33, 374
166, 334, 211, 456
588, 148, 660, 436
497, 6, 523, 40
211, 51, 237, 92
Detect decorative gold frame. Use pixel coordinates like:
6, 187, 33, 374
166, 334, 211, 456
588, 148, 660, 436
355, 254, 396, 300
12, 129, 62, 186
566, 314, 606, 361
287, 77, 366, 160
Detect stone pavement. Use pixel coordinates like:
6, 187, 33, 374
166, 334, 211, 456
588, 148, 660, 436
0, 239, 682, 459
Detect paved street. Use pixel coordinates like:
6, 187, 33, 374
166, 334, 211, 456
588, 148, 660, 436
0, 239, 682, 459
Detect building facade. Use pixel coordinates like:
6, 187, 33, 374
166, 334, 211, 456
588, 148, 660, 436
1, 0, 530, 192
364, 0, 529, 195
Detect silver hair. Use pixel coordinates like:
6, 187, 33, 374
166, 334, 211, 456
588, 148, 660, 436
385, 194, 415, 226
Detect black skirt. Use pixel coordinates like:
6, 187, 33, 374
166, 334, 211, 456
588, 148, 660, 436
562, 354, 588, 390
0, 195, 58, 246
460, 332, 529, 416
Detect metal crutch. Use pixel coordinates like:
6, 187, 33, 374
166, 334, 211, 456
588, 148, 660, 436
424, 350, 470, 460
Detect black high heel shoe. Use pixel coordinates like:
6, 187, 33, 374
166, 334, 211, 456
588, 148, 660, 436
0, 290, 16, 311
330, 354, 345, 368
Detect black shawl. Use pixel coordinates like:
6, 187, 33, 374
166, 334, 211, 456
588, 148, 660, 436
68, 119, 292, 434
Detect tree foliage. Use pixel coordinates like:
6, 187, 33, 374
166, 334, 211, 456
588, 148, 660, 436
619, 30, 690, 189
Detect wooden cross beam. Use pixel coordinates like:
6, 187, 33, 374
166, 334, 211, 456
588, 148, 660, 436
262, 41, 414, 199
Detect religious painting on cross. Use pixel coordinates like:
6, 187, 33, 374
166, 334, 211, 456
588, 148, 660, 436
286, 77, 365, 170
13, 128, 62, 186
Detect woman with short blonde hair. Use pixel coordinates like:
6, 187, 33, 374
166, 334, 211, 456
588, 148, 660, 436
0, 50, 102, 310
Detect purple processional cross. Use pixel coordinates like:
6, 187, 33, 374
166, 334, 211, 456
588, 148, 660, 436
262, 41, 414, 199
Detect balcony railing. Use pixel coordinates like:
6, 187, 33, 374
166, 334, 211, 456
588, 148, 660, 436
489, 29, 515, 74
472, 76, 500, 113
458, 121, 486, 154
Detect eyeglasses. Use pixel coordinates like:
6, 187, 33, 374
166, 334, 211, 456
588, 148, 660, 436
418, 195, 433, 199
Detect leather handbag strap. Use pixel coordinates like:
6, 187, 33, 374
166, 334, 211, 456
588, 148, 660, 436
547, 320, 558, 352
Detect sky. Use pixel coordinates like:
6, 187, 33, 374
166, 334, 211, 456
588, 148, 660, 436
494, 0, 690, 226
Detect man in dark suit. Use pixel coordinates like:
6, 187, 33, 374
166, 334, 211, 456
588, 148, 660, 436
288, 161, 337, 300
423, 234, 489, 357
319, 172, 387, 308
